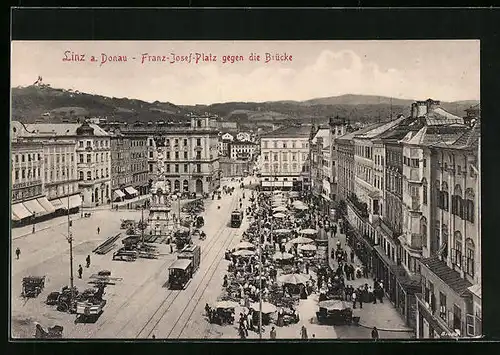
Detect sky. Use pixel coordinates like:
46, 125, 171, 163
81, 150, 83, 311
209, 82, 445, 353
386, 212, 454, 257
11, 40, 480, 105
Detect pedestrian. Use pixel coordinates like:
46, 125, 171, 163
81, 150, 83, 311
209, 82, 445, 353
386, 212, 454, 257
86, 254, 91, 268
270, 326, 276, 339
152, 335, 156, 339
371, 327, 379, 340
333, 225, 337, 238
15, 247, 20, 260
97, 227, 100, 235
78, 264, 83, 279
358, 289, 363, 309
301, 325, 308, 339
352, 290, 357, 309
350, 250, 355, 263
170, 244, 173, 253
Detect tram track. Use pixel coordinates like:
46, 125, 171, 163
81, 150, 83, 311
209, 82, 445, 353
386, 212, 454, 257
134, 193, 241, 338
67, 191, 240, 339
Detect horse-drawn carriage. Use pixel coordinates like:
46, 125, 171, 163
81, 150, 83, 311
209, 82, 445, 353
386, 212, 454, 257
316, 300, 353, 325
34, 322, 63, 339
22, 276, 46, 298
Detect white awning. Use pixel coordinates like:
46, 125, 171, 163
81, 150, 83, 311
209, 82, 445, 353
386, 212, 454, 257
125, 186, 139, 195
12, 212, 20, 221
50, 199, 64, 209
37, 197, 56, 214
12, 203, 32, 220
59, 197, 69, 209
23, 199, 48, 216
68, 194, 82, 209
114, 190, 125, 198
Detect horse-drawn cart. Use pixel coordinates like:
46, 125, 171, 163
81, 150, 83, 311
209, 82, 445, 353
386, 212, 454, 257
22, 276, 46, 298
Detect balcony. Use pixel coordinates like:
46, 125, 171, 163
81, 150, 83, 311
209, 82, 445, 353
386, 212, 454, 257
416, 293, 458, 337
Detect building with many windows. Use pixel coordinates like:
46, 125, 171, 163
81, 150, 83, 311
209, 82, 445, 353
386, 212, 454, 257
229, 140, 257, 161
414, 122, 481, 339
143, 116, 221, 195
20, 121, 111, 208
259, 124, 311, 191
109, 130, 149, 201
11, 121, 81, 219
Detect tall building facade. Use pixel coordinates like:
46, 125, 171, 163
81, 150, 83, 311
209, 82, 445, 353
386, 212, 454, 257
259, 125, 311, 191
109, 131, 149, 200
142, 116, 221, 195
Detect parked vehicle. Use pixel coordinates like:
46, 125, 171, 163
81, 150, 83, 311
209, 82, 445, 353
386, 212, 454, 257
22, 276, 46, 298
316, 300, 353, 325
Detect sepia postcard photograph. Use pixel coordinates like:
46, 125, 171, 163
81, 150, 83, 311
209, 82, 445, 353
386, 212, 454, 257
10, 39, 481, 340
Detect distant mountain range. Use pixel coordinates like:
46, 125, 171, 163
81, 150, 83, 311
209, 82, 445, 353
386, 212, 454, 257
11, 85, 478, 126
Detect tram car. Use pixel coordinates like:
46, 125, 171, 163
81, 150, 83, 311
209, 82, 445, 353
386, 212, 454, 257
230, 210, 243, 228
168, 259, 193, 290
177, 244, 201, 273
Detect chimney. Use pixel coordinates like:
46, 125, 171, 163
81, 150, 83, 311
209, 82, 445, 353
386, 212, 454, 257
426, 99, 441, 112
411, 103, 418, 118
416, 101, 428, 117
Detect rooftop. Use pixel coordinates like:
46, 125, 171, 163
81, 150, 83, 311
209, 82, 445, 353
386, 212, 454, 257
23, 122, 109, 137
420, 256, 472, 297
401, 125, 469, 147
261, 124, 312, 138
426, 107, 464, 126
336, 123, 385, 142
355, 116, 406, 139
311, 128, 330, 145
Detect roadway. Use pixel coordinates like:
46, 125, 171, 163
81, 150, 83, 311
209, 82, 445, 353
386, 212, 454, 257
11, 178, 252, 339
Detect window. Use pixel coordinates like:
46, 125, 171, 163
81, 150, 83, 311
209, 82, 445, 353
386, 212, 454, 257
441, 182, 449, 211
196, 164, 201, 173
184, 151, 188, 159
184, 164, 188, 173
183, 139, 187, 146
264, 153, 269, 161
465, 239, 475, 277
166, 164, 170, 173
149, 151, 154, 158
273, 153, 278, 161
166, 152, 170, 160
79, 171, 84, 180
439, 292, 447, 320
21, 169, 25, 179
292, 141, 296, 148
422, 179, 428, 205
420, 217, 428, 248
196, 138, 201, 146
292, 153, 297, 161
79, 154, 84, 163
282, 152, 288, 161
452, 231, 463, 268
105, 168, 108, 177
274, 142, 278, 149
465, 188, 475, 223
87, 154, 91, 163
453, 305, 462, 333
86, 141, 91, 147
175, 164, 179, 173
283, 142, 287, 149
87, 171, 92, 180
175, 152, 179, 160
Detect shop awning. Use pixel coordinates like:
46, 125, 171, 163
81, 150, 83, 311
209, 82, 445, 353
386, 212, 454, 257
37, 197, 56, 214
50, 199, 64, 210
23, 199, 48, 216
12, 202, 32, 220
114, 190, 126, 198
125, 186, 139, 195
59, 195, 81, 210
68, 194, 82, 209
12, 212, 20, 221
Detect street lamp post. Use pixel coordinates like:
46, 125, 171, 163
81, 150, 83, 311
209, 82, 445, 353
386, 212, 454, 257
80, 192, 84, 218
32, 212, 36, 233
67, 192, 75, 304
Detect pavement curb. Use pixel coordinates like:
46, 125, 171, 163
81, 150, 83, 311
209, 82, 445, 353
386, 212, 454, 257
357, 321, 414, 333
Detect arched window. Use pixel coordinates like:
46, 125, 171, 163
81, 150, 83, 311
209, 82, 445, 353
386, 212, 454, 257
283, 163, 288, 172
453, 231, 463, 268
79, 171, 84, 181
183, 179, 189, 192
420, 216, 428, 248
441, 182, 449, 211
87, 171, 92, 180
166, 180, 172, 192
174, 180, 180, 191
465, 188, 475, 223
